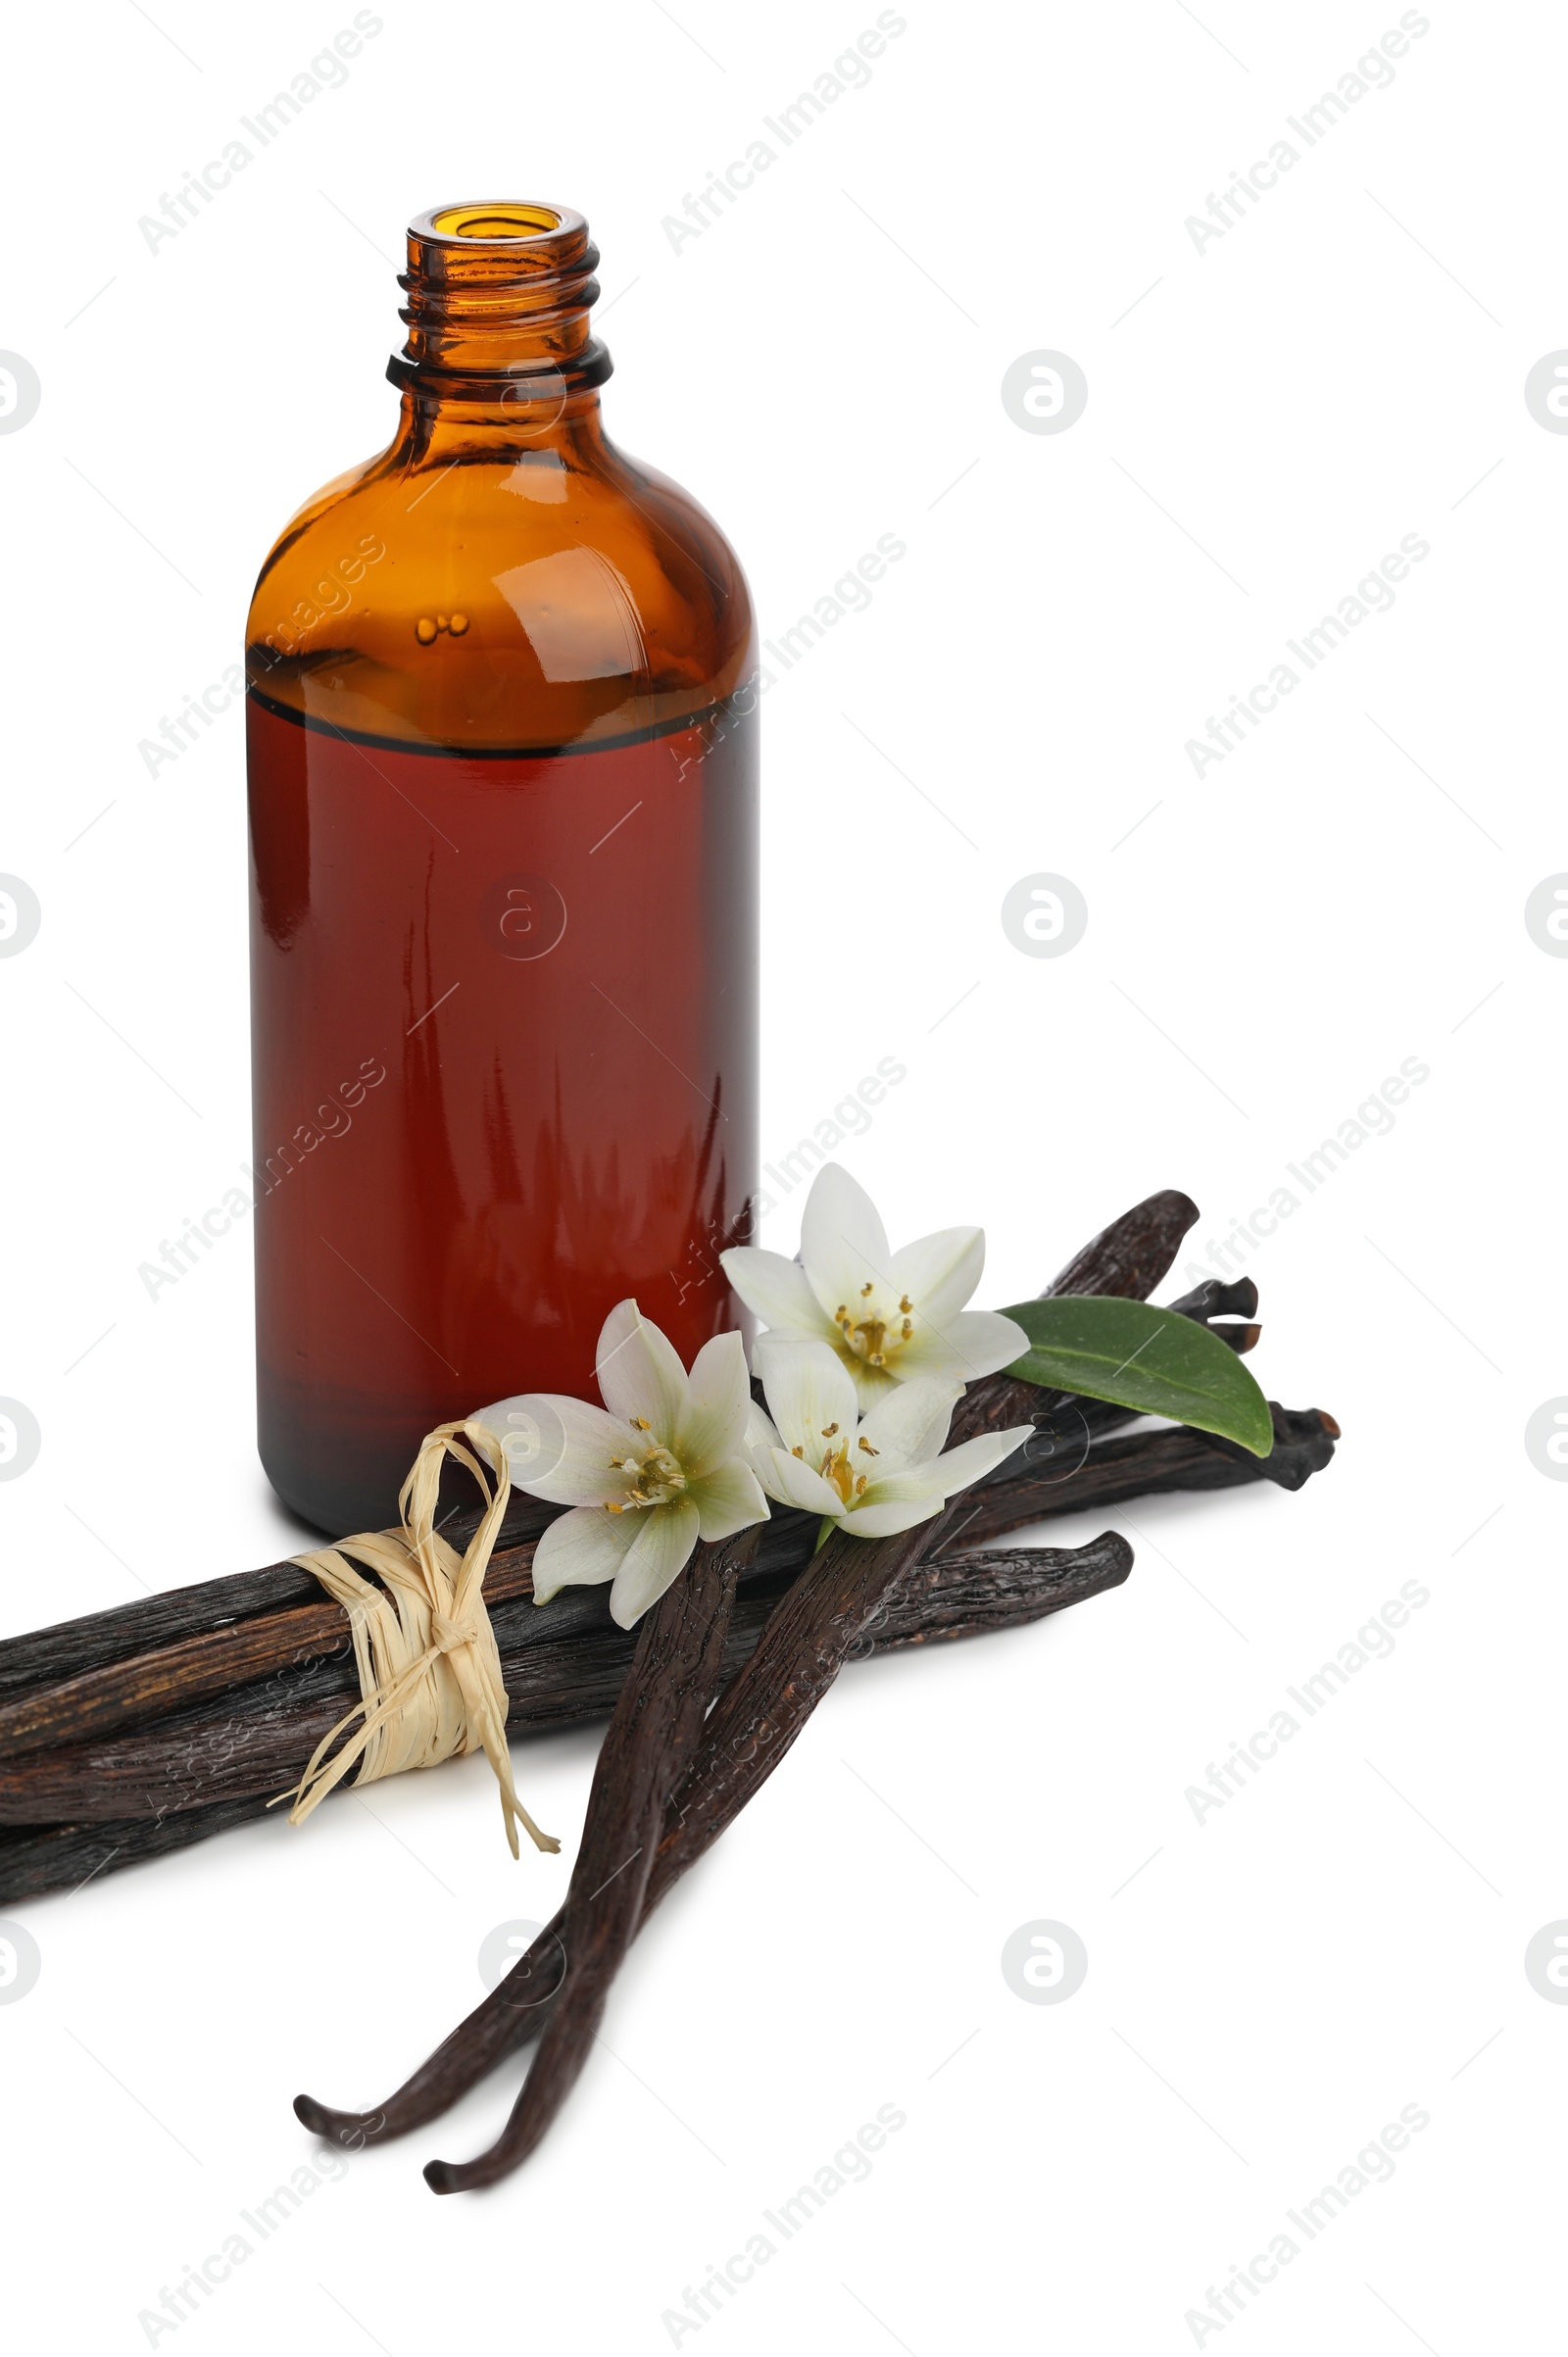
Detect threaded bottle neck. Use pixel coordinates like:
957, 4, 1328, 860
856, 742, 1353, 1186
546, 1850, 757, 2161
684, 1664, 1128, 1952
388, 201, 612, 407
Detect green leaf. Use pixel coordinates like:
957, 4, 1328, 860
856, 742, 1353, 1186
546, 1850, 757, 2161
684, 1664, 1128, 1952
1000, 1296, 1274, 1457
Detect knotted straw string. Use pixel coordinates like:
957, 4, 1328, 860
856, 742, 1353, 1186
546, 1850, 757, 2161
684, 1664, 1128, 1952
274, 1419, 560, 1856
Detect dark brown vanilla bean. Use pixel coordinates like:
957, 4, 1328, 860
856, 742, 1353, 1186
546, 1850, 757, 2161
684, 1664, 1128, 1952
0, 1539, 546, 1765
0, 1599, 356, 1764
425, 1189, 1202, 2180
291, 1528, 1135, 2152
1167, 1273, 1259, 1326
432, 1522, 952, 2191
297, 1189, 1197, 2170
872, 1533, 1134, 1639
1, 1177, 1339, 2203
0, 1531, 1144, 1910
0, 1492, 556, 1706
0, 1392, 1334, 1832
949, 1402, 1341, 1547
421, 1532, 748, 2192
1045, 1188, 1200, 1301
0, 1560, 325, 1705
0, 1576, 658, 1823
0, 1466, 1147, 1827
0, 1793, 279, 1905
0, 1171, 1346, 2218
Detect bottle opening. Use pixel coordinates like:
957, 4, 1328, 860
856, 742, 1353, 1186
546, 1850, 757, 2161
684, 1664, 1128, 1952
428, 202, 564, 243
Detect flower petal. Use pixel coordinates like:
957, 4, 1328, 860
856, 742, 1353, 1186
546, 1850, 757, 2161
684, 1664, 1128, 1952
799, 1163, 892, 1323
857, 1425, 1033, 1512
849, 1463, 950, 1510
609, 1498, 701, 1628
745, 1399, 783, 1455
886, 1225, 985, 1327
839, 1497, 945, 1540
674, 1330, 752, 1476
755, 1337, 859, 1458
897, 1308, 1031, 1385
756, 1446, 843, 1517
530, 1502, 642, 1601
595, 1299, 688, 1443
932, 1425, 1034, 1489
689, 1455, 770, 1542
475, 1393, 645, 1506
855, 1375, 962, 1475
719, 1246, 825, 1338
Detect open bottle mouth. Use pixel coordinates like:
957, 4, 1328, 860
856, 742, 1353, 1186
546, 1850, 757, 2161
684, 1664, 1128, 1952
424, 202, 569, 243
392, 201, 611, 403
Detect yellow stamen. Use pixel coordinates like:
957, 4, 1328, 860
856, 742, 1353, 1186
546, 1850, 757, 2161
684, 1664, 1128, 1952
858, 1437, 879, 1455
816, 1439, 857, 1506
859, 1282, 873, 1297
899, 1295, 912, 1314
821, 1422, 838, 1437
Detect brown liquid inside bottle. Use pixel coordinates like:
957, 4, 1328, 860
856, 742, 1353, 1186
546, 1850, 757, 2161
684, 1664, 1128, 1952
246, 203, 758, 1533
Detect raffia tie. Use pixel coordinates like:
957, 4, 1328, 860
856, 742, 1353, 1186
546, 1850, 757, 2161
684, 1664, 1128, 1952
275, 1419, 559, 1856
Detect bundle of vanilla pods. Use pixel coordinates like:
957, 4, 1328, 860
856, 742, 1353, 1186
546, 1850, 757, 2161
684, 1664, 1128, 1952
0, 1192, 1337, 1907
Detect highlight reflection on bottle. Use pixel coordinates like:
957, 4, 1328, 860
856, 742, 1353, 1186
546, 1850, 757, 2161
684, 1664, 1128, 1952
246, 202, 758, 1534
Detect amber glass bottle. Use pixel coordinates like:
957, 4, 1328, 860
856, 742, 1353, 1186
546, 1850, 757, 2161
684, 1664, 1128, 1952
246, 203, 758, 1534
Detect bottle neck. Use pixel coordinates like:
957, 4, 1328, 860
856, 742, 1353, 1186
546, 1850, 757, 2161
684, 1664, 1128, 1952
392, 386, 610, 468
387, 201, 612, 417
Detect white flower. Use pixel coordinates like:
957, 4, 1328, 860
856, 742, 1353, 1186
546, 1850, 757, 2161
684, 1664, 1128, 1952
475, 1301, 769, 1630
720, 1162, 1030, 1409
748, 1338, 1032, 1541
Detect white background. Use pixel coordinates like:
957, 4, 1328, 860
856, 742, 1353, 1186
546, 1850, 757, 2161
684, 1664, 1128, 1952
0, 2, 1561, 2349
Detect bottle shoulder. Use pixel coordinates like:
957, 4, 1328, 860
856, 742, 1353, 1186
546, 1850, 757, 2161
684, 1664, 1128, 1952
246, 424, 755, 754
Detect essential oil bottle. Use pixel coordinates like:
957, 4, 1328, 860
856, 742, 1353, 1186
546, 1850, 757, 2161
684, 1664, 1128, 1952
246, 202, 758, 1532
